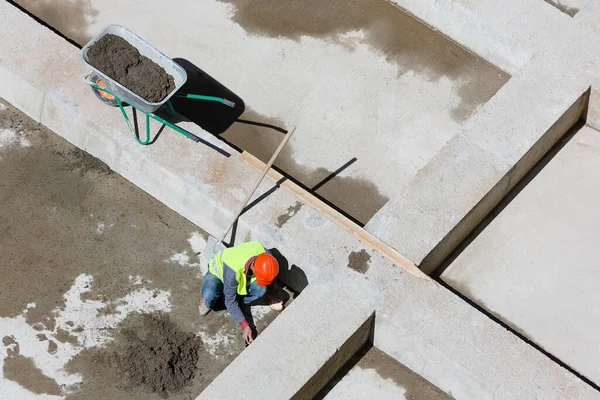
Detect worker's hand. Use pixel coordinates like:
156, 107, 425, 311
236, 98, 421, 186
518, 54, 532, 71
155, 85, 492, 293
243, 326, 254, 344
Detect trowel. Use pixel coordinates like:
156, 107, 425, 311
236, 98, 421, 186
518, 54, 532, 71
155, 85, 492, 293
203, 126, 296, 262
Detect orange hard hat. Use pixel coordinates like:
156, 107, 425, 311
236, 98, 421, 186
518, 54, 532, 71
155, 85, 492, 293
253, 253, 279, 286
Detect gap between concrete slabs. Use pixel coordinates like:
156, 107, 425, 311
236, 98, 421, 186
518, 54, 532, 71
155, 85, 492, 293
1, 2, 599, 399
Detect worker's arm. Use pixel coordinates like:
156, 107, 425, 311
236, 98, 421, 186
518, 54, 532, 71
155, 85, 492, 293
222, 264, 250, 329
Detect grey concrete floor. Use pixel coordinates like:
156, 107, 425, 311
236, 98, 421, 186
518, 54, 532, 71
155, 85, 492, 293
0, 100, 278, 399
12, 0, 508, 225
319, 346, 451, 400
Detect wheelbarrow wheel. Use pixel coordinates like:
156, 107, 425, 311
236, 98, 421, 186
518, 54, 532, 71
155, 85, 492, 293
89, 74, 119, 107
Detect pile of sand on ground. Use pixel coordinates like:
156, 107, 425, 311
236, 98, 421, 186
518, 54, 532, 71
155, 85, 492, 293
116, 313, 202, 394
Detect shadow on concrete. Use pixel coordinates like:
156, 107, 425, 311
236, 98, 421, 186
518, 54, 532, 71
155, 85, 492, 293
132, 109, 165, 145
313, 343, 373, 399
164, 64, 370, 227
311, 157, 357, 191
235, 117, 288, 134
170, 58, 245, 135
270, 247, 309, 295
129, 107, 232, 156
225, 157, 358, 247
313, 315, 376, 399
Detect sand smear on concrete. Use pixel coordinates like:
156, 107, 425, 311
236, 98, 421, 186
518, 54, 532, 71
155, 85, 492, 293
347, 249, 371, 274
65, 313, 203, 398
12, 0, 97, 45
217, 0, 509, 121
3, 355, 62, 396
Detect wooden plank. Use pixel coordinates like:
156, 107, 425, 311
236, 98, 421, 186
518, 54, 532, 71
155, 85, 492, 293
240, 151, 429, 280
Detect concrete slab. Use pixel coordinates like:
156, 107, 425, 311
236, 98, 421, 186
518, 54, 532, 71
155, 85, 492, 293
0, 101, 279, 398
442, 124, 600, 385
321, 346, 449, 400
12, 0, 508, 225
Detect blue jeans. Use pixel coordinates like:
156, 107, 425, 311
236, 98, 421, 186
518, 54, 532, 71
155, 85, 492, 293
201, 271, 267, 309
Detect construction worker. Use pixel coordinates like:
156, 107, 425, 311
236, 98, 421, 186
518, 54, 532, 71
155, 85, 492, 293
198, 241, 282, 343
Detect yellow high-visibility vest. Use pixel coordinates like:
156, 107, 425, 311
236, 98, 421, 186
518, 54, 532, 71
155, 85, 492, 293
209, 241, 265, 295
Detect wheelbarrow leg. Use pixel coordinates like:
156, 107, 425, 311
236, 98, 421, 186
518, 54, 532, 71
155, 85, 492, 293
141, 112, 151, 145
128, 107, 152, 145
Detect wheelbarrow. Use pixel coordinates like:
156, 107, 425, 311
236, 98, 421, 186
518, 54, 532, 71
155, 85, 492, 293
80, 25, 235, 145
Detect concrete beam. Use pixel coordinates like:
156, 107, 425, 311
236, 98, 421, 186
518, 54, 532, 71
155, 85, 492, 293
419, 88, 589, 274
197, 278, 377, 400
0, 65, 45, 123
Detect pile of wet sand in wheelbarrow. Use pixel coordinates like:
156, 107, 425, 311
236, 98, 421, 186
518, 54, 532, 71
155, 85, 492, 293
87, 34, 175, 103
